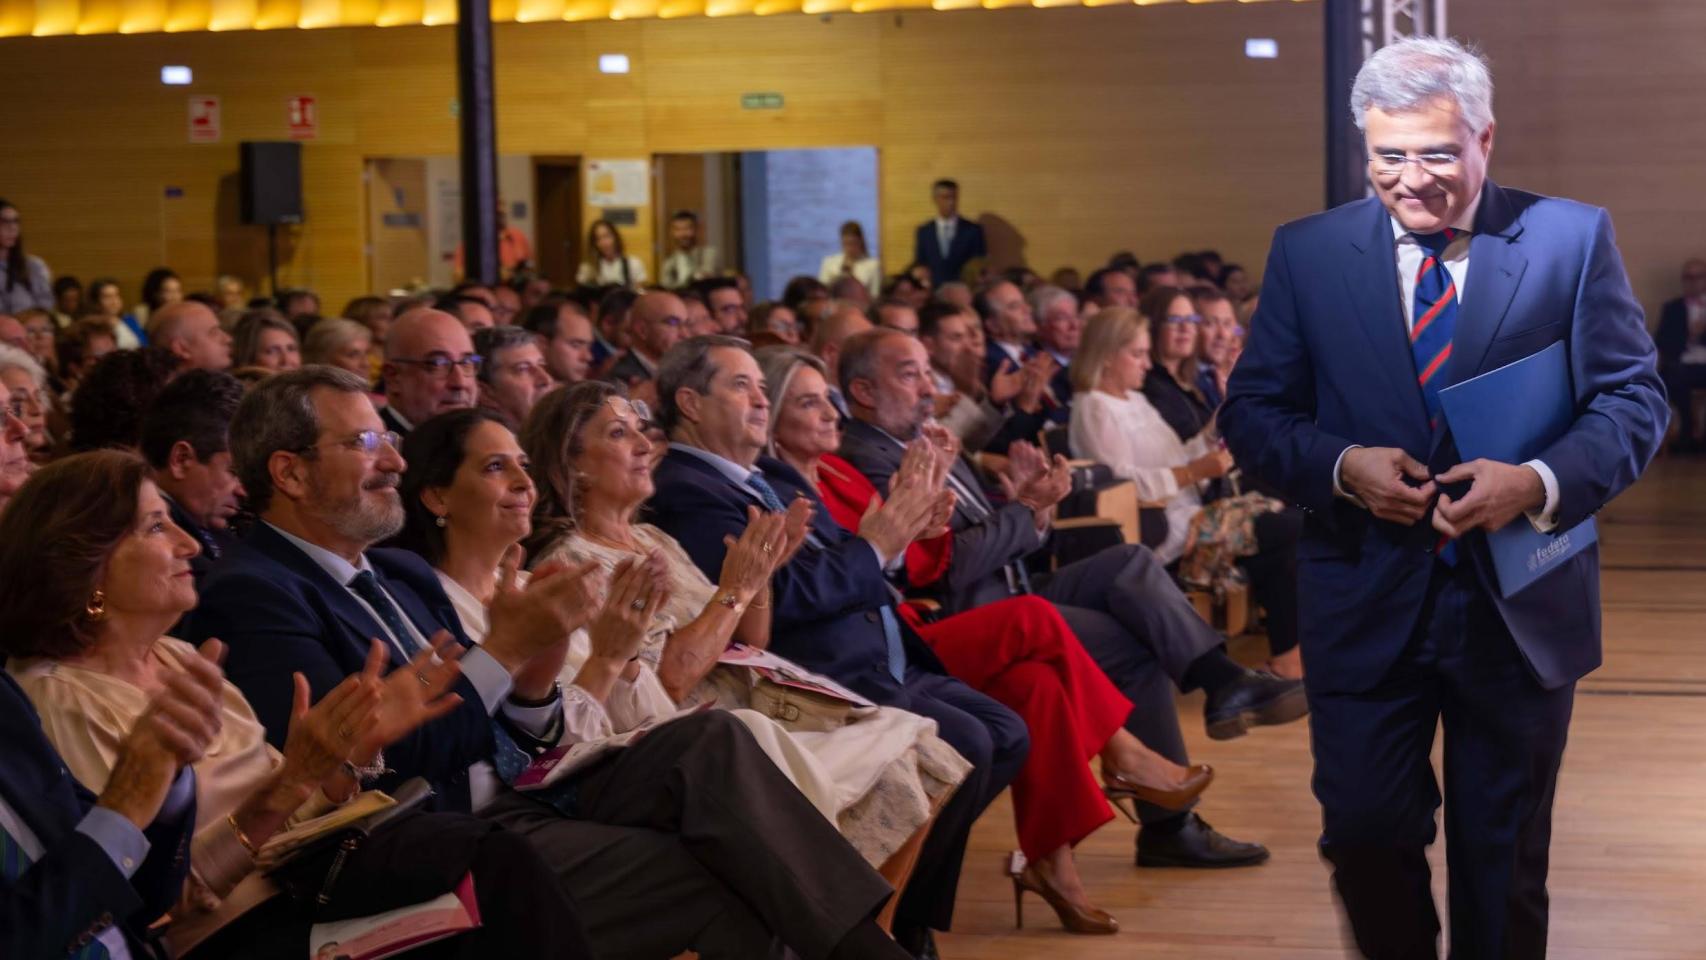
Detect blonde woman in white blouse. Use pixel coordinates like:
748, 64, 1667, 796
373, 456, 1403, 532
1068, 307, 1236, 564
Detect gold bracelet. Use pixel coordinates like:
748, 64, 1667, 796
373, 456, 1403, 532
226, 813, 259, 858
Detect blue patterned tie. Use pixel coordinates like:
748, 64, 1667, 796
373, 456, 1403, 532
348, 570, 422, 662
1, 821, 111, 958
750, 472, 906, 682
1412, 228, 1463, 566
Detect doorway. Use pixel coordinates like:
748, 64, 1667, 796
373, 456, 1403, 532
534, 158, 582, 288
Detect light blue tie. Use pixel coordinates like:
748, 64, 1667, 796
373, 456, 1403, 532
749, 472, 906, 682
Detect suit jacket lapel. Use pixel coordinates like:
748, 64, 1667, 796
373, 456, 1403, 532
1342, 197, 1429, 426
246, 524, 395, 660
1446, 181, 1529, 386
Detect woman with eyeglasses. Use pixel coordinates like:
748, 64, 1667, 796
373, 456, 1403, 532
0, 199, 54, 315
748, 301, 801, 346
1069, 307, 1302, 676
1139, 286, 1216, 445
0, 343, 53, 461
232, 310, 303, 373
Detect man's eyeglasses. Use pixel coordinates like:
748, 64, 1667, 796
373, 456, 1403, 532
295, 430, 401, 457
1368, 151, 1461, 177
393, 354, 483, 378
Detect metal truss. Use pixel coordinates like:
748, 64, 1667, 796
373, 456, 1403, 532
1364, 0, 1449, 58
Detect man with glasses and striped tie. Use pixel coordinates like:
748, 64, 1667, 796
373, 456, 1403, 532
1221, 37, 1667, 960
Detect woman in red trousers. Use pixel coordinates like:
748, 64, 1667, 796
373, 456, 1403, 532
758, 346, 1214, 935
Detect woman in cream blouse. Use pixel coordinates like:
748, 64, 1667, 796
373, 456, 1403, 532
0, 451, 590, 959
818, 220, 881, 299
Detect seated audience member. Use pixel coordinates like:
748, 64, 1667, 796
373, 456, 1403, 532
1195, 249, 1225, 286
1030, 284, 1081, 418
835, 329, 1302, 860
276, 288, 321, 321
70, 348, 182, 452
932, 281, 972, 311
1084, 266, 1138, 311
380, 309, 480, 439
589, 287, 636, 369
139, 369, 246, 579
576, 220, 648, 289
512, 271, 552, 312
760, 346, 1212, 935
1194, 287, 1241, 410
341, 295, 393, 383
695, 277, 747, 336
2, 451, 598, 960
412, 401, 962, 925
178, 365, 910, 960
917, 301, 1014, 452
0, 313, 24, 351
820, 221, 882, 299
808, 300, 874, 418
644, 334, 1028, 958
1069, 308, 1302, 678
56, 316, 119, 393
782, 275, 831, 321
680, 291, 717, 338
19, 307, 57, 370
660, 210, 719, 290
232, 311, 303, 373
1050, 266, 1083, 293
873, 298, 920, 335
87, 277, 142, 349
437, 295, 495, 333
970, 283, 1059, 447
884, 273, 929, 312
748, 300, 801, 345
1137, 262, 1178, 297
146, 301, 234, 372
831, 275, 873, 310
521, 298, 595, 384
0, 404, 33, 508
1656, 257, 1706, 450
0, 201, 54, 314
606, 290, 687, 389
1220, 262, 1253, 304
491, 285, 520, 327
215, 274, 248, 311
52, 275, 83, 326
303, 318, 375, 381
0, 608, 202, 956
471, 325, 552, 430
0, 344, 52, 459
1140, 286, 1215, 443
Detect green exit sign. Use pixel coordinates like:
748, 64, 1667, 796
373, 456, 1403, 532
741, 92, 784, 110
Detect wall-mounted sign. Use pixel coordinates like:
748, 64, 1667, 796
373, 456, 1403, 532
187, 96, 220, 143
586, 159, 649, 207
288, 95, 318, 140
741, 92, 784, 110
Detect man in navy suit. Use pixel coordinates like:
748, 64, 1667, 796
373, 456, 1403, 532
1653, 257, 1706, 449
0, 651, 215, 958
645, 334, 1028, 959
912, 179, 987, 288
1221, 38, 1667, 959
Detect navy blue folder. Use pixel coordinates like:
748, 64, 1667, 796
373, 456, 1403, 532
1438, 340, 1597, 598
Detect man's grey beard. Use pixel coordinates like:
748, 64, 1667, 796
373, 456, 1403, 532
311, 473, 405, 547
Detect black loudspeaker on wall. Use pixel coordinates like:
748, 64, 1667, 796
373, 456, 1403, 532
239, 141, 303, 225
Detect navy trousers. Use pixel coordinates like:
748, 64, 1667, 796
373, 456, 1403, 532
1308, 560, 1576, 960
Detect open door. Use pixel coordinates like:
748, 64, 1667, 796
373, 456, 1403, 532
533, 158, 581, 288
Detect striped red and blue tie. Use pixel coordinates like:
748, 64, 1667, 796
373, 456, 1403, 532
1411, 227, 1462, 564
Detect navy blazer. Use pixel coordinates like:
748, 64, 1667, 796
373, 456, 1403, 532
0, 672, 194, 957
645, 447, 944, 701
1221, 181, 1667, 694
913, 217, 986, 288
837, 419, 1043, 615
178, 523, 499, 812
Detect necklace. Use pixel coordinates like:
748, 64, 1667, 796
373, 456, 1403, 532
579, 526, 643, 554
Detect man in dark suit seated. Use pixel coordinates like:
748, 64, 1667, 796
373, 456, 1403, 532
0, 655, 211, 958
139, 368, 246, 584
377, 309, 480, 440
645, 334, 1028, 959
912, 178, 986, 288
1654, 257, 1706, 450
836, 328, 1307, 868
604, 290, 687, 389
180, 365, 908, 960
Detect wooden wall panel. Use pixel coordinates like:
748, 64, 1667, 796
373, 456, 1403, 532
0, 0, 1697, 313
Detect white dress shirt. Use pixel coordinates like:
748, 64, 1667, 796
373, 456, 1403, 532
935, 217, 956, 257
1331, 196, 1560, 532
818, 253, 881, 296
1070, 388, 1208, 564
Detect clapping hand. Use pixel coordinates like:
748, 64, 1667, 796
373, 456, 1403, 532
357, 633, 468, 759
586, 557, 669, 664
1015, 352, 1059, 413
777, 495, 815, 566
989, 357, 1025, 406
99, 640, 228, 830
276, 652, 384, 799
483, 556, 607, 674
1000, 441, 1071, 521
720, 506, 789, 604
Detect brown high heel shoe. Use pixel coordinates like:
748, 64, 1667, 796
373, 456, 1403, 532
1102, 763, 1215, 822
1006, 852, 1119, 935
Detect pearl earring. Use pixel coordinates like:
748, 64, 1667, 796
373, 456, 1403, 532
435, 515, 447, 528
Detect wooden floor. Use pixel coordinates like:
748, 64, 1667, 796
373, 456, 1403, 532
937, 457, 1706, 959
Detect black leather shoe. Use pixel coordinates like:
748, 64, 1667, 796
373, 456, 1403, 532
893, 925, 939, 960
1136, 813, 1270, 868
1204, 668, 1308, 740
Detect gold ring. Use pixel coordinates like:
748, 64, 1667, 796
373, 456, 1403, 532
337, 725, 353, 741
762, 543, 773, 553
417, 673, 433, 688
630, 598, 646, 611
